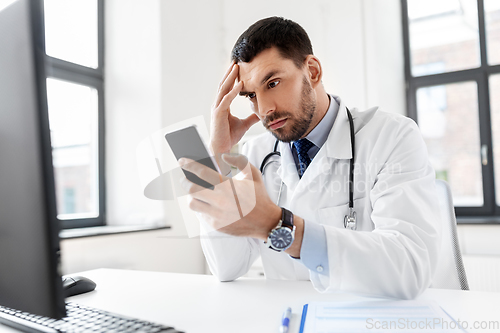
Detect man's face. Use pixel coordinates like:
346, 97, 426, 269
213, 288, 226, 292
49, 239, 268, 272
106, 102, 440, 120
238, 47, 316, 142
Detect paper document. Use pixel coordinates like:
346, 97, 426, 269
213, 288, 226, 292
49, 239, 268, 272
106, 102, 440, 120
299, 300, 466, 333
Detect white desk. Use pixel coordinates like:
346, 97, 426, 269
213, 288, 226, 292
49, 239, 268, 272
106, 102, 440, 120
1, 268, 499, 333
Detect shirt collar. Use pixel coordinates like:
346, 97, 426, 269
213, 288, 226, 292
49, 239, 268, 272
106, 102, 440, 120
324, 95, 353, 159
290, 94, 339, 150
283, 94, 352, 160
303, 94, 339, 148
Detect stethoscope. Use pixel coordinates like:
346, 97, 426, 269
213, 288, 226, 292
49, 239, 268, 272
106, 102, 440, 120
259, 108, 357, 230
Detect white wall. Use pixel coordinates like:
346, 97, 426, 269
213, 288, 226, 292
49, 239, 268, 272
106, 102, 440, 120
105, 0, 164, 227
60, 229, 205, 275
363, 1, 407, 114
61, 0, 500, 287
458, 225, 500, 292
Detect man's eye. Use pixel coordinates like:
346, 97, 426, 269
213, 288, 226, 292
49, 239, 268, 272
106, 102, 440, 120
268, 80, 280, 89
247, 93, 256, 99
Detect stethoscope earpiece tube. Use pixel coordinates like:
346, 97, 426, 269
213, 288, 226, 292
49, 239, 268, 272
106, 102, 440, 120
345, 109, 357, 230
259, 140, 280, 174
347, 109, 355, 210
260, 107, 357, 230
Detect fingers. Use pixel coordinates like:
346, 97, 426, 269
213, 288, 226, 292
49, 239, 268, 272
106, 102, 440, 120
222, 153, 262, 182
215, 63, 240, 108
180, 177, 209, 196
186, 196, 212, 214
242, 113, 260, 130
218, 61, 236, 90
218, 81, 243, 113
179, 158, 225, 186
181, 178, 215, 205
221, 154, 249, 171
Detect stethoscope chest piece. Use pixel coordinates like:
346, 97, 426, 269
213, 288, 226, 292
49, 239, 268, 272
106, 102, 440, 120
344, 207, 357, 230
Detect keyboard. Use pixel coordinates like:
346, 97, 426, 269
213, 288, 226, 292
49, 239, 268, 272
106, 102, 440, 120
0, 302, 184, 333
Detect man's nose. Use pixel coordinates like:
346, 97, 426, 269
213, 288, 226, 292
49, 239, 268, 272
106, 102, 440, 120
258, 97, 275, 118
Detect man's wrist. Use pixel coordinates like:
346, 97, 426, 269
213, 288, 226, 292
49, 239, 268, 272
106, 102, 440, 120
209, 144, 231, 175
259, 205, 282, 240
285, 216, 304, 258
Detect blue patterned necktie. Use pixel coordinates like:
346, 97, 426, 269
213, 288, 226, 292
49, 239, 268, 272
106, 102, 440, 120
293, 138, 315, 178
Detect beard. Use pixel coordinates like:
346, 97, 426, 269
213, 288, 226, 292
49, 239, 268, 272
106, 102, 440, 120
263, 76, 316, 143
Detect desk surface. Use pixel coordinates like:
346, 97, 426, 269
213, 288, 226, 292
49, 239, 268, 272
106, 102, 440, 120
1, 269, 499, 333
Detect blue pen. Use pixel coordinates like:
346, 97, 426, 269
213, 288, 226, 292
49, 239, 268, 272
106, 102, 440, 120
280, 307, 292, 333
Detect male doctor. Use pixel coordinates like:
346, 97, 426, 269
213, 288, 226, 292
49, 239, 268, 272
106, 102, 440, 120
179, 17, 441, 299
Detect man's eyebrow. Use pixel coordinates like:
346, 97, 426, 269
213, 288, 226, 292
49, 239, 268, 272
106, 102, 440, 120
260, 70, 279, 85
238, 70, 282, 96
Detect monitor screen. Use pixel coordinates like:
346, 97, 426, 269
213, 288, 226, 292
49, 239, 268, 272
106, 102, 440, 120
0, 0, 66, 320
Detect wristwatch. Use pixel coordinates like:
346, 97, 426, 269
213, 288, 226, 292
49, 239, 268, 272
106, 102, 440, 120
266, 208, 295, 252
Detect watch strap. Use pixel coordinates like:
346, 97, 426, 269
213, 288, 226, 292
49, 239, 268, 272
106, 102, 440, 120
280, 208, 294, 229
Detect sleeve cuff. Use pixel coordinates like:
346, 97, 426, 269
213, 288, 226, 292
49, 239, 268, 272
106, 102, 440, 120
297, 221, 329, 276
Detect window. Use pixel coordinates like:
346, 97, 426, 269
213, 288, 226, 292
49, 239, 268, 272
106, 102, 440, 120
43, 0, 105, 228
402, 0, 500, 219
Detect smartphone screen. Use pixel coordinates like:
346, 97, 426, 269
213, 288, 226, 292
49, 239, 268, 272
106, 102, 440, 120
165, 126, 218, 190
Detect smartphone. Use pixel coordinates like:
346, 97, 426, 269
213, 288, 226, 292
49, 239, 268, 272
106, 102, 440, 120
165, 125, 218, 190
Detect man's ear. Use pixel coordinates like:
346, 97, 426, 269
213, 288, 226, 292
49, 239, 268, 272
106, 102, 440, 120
305, 55, 322, 88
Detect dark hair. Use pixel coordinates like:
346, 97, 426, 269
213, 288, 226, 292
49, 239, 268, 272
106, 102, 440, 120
231, 17, 313, 68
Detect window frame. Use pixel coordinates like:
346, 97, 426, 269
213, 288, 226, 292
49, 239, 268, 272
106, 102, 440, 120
401, 0, 500, 219
43, 0, 106, 229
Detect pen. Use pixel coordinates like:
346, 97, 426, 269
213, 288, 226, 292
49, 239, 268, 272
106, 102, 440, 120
280, 307, 292, 333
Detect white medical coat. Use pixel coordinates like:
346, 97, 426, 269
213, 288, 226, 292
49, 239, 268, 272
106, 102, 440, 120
200, 96, 441, 299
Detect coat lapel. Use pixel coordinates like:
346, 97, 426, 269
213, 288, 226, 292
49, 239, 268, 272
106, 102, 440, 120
276, 140, 299, 193
324, 97, 353, 160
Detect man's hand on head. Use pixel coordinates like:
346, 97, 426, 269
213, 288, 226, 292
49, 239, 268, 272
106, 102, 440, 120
209, 62, 259, 174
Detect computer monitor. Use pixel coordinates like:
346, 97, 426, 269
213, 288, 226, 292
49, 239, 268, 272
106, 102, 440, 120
0, 0, 66, 321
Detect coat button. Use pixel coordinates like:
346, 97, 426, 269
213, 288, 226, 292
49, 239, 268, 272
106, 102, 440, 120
316, 265, 324, 273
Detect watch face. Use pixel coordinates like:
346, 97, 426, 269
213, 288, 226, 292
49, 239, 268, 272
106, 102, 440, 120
270, 228, 293, 250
